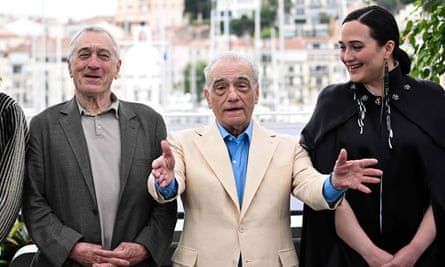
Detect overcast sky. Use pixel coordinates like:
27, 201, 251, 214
0, 0, 118, 21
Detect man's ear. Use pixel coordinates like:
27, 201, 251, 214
67, 60, 73, 78
204, 89, 211, 108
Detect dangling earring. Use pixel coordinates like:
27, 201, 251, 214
384, 59, 389, 97
383, 58, 393, 149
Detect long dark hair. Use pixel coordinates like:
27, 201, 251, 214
343, 5, 411, 75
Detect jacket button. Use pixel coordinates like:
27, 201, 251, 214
374, 97, 382, 105
92, 209, 98, 215
361, 95, 368, 102
403, 84, 411, 90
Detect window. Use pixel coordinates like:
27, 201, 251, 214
12, 65, 22, 73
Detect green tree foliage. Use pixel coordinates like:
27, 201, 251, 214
260, 1, 278, 30
185, 0, 211, 22
229, 2, 278, 38
230, 0, 292, 38
0, 220, 32, 266
231, 15, 255, 37
403, 0, 445, 82
185, 0, 295, 38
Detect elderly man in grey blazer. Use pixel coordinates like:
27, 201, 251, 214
22, 26, 177, 267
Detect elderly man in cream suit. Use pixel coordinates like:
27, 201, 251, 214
148, 52, 382, 267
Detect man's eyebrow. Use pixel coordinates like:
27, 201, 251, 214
211, 75, 251, 86
76, 47, 112, 54
76, 47, 90, 53
212, 77, 225, 84
236, 76, 250, 82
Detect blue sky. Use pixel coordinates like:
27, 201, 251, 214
0, 0, 118, 20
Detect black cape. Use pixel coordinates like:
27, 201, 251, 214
298, 66, 445, 267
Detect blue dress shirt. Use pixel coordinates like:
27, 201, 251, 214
217, 121, 252, 207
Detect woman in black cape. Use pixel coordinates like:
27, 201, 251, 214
299, 5, 445, 267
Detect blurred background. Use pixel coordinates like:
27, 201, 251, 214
1, 1, 443, 264
0, 0, 429, 125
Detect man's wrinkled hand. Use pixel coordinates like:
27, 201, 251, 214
69, 242, 130, 267
152, 140, 175, 188
332, 148, 382, 193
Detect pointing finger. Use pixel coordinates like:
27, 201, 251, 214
336, 148, 348, 166
160, 140, 175, 170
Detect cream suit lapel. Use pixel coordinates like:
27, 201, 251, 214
241, 121, 278, 218
193, 123, 241, 211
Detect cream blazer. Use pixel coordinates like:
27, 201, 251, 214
148, 120, 336, 267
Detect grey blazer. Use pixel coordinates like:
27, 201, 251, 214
23, 98, 177, 267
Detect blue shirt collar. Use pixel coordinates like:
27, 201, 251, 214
217, 120, 253, 142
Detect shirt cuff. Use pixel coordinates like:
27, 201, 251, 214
155, 178, 178, 199
323, 174, 347, 203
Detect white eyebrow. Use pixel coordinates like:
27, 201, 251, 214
211, 75, 251, 85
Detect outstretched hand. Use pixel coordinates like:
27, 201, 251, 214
331, 149, 382, 193
151, 140, 175, 188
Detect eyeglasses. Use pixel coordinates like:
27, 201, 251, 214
211, 78, 254, 96
213, 86, 252, 96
